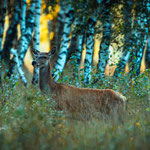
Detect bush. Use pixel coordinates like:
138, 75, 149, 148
0, 72, 150, 150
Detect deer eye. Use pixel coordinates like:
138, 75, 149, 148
32, 61, 36, 66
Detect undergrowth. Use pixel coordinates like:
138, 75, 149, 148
0, 71, 150, 150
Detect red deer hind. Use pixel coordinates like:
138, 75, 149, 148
32, 47, 126, 119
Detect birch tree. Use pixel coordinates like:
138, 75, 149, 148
145, 1, 150, 69
114, 0, 132, 77
18, 0, 36, 65
53, 2, 74, 81
97, 2, 111, 78
2, 0, 21, 63
50, 1, 66, 67
145, 36, 150, 69
129, 2, 148, 77
84, 17, 96, 84
8, 0, 27, 84
8, 0, 36, 85
32, 0, 41, 85
69, 16, 85, 85
0, 0, 7, 86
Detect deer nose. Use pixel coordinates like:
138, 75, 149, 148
32, 60, 36, 66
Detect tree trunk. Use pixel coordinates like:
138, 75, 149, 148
145, 36, 150, 69
97, 4, 111, 78
53, 3, 74, 81
50, 1, 66, 67
145, 1, 150, 69
68, 16, 85, 85
2, 0, 21, 63
7, 0, 27, 85
8, 0, 35, 84
84, 17, 96, 84
32, 0, 41, 85
19, 0, 36, 65
129, 3, 148, 77
0, 0, 7, 86
114, 0, 132, 77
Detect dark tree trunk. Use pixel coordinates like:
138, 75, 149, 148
0, 0, 7, 86
145, 36, 150, 69
2, 0, 21, 63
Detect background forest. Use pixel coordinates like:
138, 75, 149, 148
0, 0, 150, 150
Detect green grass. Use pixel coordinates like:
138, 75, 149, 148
0, 71, 150, 150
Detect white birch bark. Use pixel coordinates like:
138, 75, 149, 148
32, 0, 41, 85
19, 0, 35, 65
9, 0, 35, 85
10, 48, 27, 85
84, 17, 96, 84
53, 3, 74, 81
2, 0, 20, 62
8, 0, 27, 85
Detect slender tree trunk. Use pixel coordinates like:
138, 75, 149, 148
55, 1, 65, 51
2, 0, 21, 63
129, 3, 148, 77
20, 0, 27, 51
114, 0, 132, 77
68, 16, 85, 85
84, 17, 96, 84
7, 0, 27, 85
145, 36, 150, 69
50, 1, 66, 66
0, 0, 7, 86
32, 0, 41, 85
0, 0, 7, 52
8, 0, 35, 85
10, 48, 27, 85
75, 34, 84, 85
97, 4, 111, 78
134, 25, 148, 75
50, 18, 57, 49
145, 1, 150, 69
19, 0, 36, 65
53, 3, 74, 81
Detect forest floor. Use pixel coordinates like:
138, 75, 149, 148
0, 68, 150, 150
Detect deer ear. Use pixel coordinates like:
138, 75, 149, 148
31, 47, 40, 57
48, 47, 56, 57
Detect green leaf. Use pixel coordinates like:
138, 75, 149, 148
146, 107, 150, 112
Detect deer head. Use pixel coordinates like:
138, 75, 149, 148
32, 47, 56, 68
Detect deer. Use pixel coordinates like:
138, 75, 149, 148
31, 47, 126, 119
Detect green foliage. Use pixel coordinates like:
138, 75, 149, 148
0, 79, 65, 150
0, 73, 150, 150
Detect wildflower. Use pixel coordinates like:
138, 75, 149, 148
136, 122, 140, 127
132, 79, 135, 83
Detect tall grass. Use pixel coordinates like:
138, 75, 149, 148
0, 71, 150, 150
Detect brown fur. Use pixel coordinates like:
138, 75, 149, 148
32, 50, 126, 119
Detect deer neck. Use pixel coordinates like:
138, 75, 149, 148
39, 61, 57, 95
